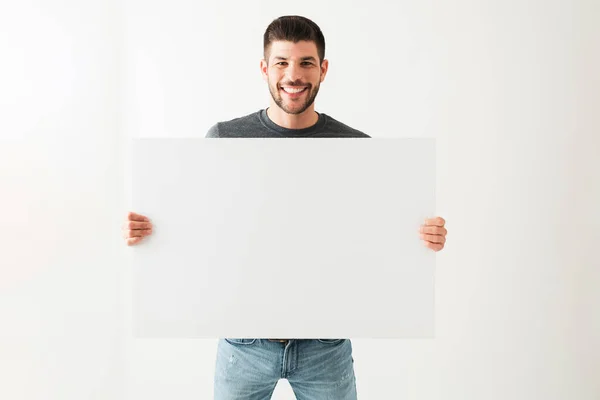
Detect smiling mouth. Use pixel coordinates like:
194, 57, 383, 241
281, 86, 308, 96
280, 86, 308, 98
281, 86, 307, 94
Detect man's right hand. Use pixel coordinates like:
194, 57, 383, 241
122, 211, 153, 246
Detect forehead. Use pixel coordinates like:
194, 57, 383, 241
268, 40, 318, 60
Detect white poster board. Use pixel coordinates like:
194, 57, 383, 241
131, 138, 436, 338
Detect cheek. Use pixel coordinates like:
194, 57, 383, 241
311, 72, 322, 84
269, 73, 282, 86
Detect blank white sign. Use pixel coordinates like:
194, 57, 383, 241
131, 138, 436, 338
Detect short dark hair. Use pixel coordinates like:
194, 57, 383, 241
263, 16, 326, 64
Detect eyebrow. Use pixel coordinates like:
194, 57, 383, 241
273, 56, 317, 62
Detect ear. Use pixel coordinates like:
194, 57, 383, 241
260, 59, 268, 82
319, 59, 329, 83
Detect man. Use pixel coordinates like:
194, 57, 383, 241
123, 15, 448, 400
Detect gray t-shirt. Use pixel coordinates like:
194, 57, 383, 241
206, 108, 370, 138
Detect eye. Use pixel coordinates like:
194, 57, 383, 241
276, 62, 287, 66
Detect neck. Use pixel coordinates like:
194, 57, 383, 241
266, 104, 318, 129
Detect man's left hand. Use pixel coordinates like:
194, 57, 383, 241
419, 217, 447, 252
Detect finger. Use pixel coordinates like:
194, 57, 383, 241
127, 211, 149, 222
423, 241, 444, 252
122, 229, 152, 239
124, 220, 153, 230
126, 237, 144, 246
420, 233, 446, 244
125, 229, 152, 238
419, 226, 447, 236
424, 217, 445, 227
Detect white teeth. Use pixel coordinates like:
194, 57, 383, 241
282, 87, 306, 93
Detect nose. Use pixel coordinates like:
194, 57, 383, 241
285, 63, 303, 84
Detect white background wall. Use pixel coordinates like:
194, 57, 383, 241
1, 0, 598, 399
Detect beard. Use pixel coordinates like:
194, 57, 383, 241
268, 78, 320, 115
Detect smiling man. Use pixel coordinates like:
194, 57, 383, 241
123, 15, 448, 400
266, 41, 322, 120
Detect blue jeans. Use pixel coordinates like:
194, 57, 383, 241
214, 338, 357, 399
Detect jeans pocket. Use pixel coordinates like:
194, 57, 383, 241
316, 339, 345, 344
224, 338, 257, 345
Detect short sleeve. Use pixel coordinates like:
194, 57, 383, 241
205, 123, 220, 138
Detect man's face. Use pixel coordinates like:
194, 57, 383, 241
261, 40, 328, 115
